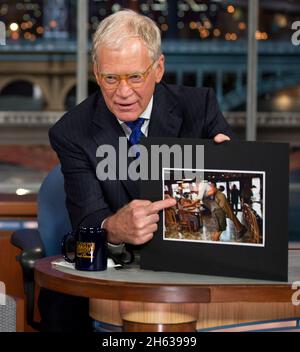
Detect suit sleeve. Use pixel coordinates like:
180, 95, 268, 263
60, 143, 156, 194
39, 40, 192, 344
49, 127, 113, 230
204, 88, 235, 139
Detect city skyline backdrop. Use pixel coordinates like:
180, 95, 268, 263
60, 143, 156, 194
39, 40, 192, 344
0, 0, 299, 43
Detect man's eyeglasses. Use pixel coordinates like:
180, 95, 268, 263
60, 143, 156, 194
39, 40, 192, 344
98, 61, 155, 90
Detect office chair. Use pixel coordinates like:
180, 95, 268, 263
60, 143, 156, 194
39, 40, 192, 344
11, 165, 72, 329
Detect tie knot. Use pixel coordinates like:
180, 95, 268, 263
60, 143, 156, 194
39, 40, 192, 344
124, 118, 145, 132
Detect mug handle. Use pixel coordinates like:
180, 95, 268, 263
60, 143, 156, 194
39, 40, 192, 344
61, 232, 76, 263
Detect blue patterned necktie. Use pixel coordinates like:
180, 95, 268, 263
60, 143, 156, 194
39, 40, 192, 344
124, 118, 145, 158
124, 118, 145, 146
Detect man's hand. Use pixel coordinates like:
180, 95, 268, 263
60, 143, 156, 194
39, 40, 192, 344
103, 198, 177, 245
213, 133, 231, 143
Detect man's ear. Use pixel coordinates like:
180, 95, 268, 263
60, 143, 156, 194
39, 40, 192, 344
155, 54, 165, 83
93, 63, 101, 86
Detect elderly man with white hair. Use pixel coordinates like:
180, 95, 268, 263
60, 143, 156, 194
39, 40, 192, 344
45, 9, 234, 331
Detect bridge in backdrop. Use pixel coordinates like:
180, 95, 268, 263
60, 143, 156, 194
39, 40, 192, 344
0, 110, 299, 146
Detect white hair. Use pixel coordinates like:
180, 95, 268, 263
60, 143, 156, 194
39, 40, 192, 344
92, 9, 162, 64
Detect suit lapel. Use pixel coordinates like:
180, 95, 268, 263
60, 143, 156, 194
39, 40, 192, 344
92, 115, 123, 150
148, 83, 183, 138
91, 92, 125, 164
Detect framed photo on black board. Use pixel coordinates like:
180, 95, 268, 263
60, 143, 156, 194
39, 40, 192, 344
139, 138, 289, 282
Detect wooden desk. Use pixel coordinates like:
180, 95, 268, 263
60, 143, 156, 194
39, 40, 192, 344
35, 251, 300, 332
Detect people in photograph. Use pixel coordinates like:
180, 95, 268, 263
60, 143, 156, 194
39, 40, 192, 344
178, 192, 199, 209
196, 181, 226, 241
241, 185, 253, 206
164, 192, 177, 231
201, 195, 227, 241
177, 193, 200, 232
190, 191, 199, 201
230, 184, 240, 214
206, 182, 247, 240
218, 185, 225, 193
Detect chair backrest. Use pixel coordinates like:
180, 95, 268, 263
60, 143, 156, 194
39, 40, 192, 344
37, 165, 72, 256
165, 208, 177, 225
242, 204, 261, 243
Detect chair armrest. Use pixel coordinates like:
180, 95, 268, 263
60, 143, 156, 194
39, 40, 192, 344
11, 228, 45, 251
11, 229, 45, 278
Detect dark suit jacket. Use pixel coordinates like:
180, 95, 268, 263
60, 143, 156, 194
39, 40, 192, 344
49, 82, 233, 229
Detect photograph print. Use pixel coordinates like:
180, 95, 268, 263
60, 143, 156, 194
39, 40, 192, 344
163, 168, 265, 247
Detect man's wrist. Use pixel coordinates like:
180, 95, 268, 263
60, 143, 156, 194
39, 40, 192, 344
101, 216, 123, 245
